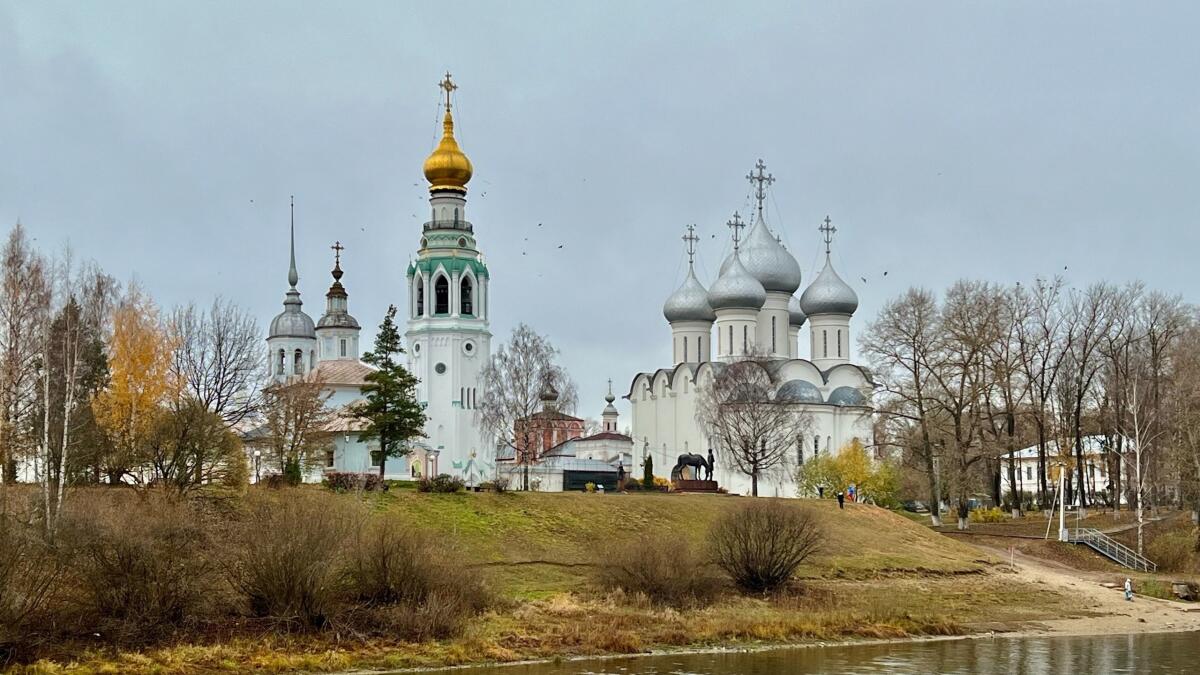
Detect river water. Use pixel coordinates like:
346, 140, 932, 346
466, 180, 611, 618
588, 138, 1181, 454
424, 632, 1200, 674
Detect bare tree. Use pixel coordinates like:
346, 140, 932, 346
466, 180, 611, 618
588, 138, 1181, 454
477, 324, 576, 490
1058, 283, 1117, 514
982, 284, 1032, 518
0, 223, 50, 504
257, 374, 335, 483
170, 297, 264, 429
1014, 277, 1070, 509
694, 353, 811, 497
861, 288, 946, 525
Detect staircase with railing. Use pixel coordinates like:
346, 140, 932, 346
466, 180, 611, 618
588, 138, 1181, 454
1069, 528, 1157, 572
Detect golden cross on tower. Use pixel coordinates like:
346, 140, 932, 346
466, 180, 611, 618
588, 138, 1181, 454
331, 240, 344, 266
746, 159, 775, 217
819, 215, 837, 256
439, 72, 457, 111
682, 224, 699, 265
727, 211, 746, 250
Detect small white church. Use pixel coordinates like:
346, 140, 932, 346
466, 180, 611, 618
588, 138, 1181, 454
259, 73, 494, 484
626, 162, 875, 498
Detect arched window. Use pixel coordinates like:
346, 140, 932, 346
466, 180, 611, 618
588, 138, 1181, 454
453, 207, 460, 223
813, 435, 820, 456
293, 349, 304, 375
415, 277, 425, 317
340, 339, 347, 357
683, 336, 688, 362
276, 349, 284, 375
823, 330, 828, 357
742, 325, 748, 353
771, 316, 777, 353
310, 350, 315, 370
797, 436, 805, 466
460, 276, 474, 315
434, 276, 449, 314
699, 336, 703, 360
837, 329, 842, 357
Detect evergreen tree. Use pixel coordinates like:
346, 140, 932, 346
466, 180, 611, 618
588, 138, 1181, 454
353, 305, 426, 478
642, 454, 654, 490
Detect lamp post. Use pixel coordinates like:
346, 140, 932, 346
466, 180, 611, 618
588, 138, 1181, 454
253, 449, 261, 484
1058, 461, 1068, 542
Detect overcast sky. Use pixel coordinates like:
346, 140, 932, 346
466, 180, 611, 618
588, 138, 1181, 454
2, 1, 1198, 420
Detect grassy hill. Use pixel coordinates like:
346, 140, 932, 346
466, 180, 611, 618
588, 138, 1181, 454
371, 491, 993, 597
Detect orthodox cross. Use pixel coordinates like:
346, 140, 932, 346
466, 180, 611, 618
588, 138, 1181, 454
746, 159, 774, 217
331, 240, 344, 266
819, 215, 837, 255
727, 211, 746, 250
682, 224, 699, 265
439, 72, 457, 111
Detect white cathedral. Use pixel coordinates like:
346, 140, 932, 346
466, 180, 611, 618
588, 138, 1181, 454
260, 74, 492, 483
626, 162, 875, 498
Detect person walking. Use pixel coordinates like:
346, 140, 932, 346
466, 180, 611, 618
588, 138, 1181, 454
1125, 578, 1134, 602
836, 491, 845, 509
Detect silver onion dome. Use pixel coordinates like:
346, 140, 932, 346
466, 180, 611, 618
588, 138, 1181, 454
663, 266, 716, 323
799, 257, 859, 316
719, 215, 802, 294
708, 252, 766, 311
269, 290, 317, 339
788, 294, 807, 328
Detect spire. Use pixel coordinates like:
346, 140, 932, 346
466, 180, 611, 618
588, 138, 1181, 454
746, 159, 775, 220
819, 215, 837, 257
605, 378, 616, 404
330, 240, 344, 281
288, 196, 299, 288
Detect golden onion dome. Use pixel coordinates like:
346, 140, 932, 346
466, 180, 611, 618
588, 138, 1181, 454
423, 106, 473, 193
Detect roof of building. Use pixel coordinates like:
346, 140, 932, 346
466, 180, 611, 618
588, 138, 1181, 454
1012, 435, 1129, 460
708, 250, 767, 311
799, 255, 859, 316
663, 264, 716, 323
577, 431, 633, 443
719, 213, 802, 294
312, 359, 376, 386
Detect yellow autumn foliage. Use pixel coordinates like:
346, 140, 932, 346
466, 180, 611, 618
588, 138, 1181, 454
92, 286, 180, 465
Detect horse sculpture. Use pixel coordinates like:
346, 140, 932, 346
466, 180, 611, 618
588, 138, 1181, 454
671, 452, 713, 481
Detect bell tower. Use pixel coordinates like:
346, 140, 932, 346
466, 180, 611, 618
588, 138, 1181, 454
405, 73, 492, 479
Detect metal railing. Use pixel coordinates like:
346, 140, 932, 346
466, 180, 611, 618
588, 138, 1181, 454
422, 219, 473, 233
1069, 528, 1157, 573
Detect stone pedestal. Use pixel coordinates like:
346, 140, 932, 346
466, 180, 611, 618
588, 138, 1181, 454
674, 479, 719, 493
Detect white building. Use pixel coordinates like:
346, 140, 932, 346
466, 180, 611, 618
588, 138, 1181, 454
627, 162, 874, 498
999, 435, 1124, 507
256, 74, 492, 483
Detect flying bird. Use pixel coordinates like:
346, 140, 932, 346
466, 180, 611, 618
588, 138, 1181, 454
557, 245, 564, 249
860, 277, 868, 283
883, 271, 888, 276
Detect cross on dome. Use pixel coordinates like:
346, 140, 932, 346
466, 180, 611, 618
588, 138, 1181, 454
727, 212, 746, 250
439, 72, 457, 111
819, 215, 837, 256
682, 224, 699, 265
746, 159, 775, 217
331, 240, 344, 266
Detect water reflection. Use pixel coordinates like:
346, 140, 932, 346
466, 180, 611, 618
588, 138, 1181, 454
420, 632, 1197, 675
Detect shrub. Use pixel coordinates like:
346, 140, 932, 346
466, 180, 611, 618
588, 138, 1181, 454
283, 458, 304, 486
343, 515, 488, 639
323, 472, 384, 493
228, 493, 353, 628
260, 473, 289, 489
642, 455, 654, 490
710, 500, 822, 593
594, 532, 719, 606
653, 476, 672, 491
59, 496, 216, 640
1147, 530, 1194, 573
417, 473, 466, 493
479, 477, 509, 493
969, 507, 1006, 524
0, 515, 61, 660
585, 482, 596, 493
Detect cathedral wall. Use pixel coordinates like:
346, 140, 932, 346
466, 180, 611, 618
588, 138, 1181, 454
756, 293, 792, 359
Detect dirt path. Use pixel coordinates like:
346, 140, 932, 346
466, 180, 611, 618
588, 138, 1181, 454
976, 544, 1200, 636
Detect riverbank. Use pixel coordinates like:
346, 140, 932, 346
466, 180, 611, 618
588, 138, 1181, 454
5, 489, 1194, 674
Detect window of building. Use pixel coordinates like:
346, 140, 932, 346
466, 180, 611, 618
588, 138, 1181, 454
461, 276, 474, 315
699, 336, 703, 359
797, 436, 804, 466
325, 449, 335, 468
813, 435, 820, 456
823, 330, 828, 358
415, 277, 425, 316
728, 325, 733, 355
837, 329, 842, 357
293, 349, 304, 375
743, 325, 748, 353
1026, 466, 1033, 481
434, 276, 449, 314
370, 450, 381, 468
683, 336, 688, 362
772, 316, 777, 353
310, 350, 315, 370
276, 349, 284, 375
340, 339, 347, 357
